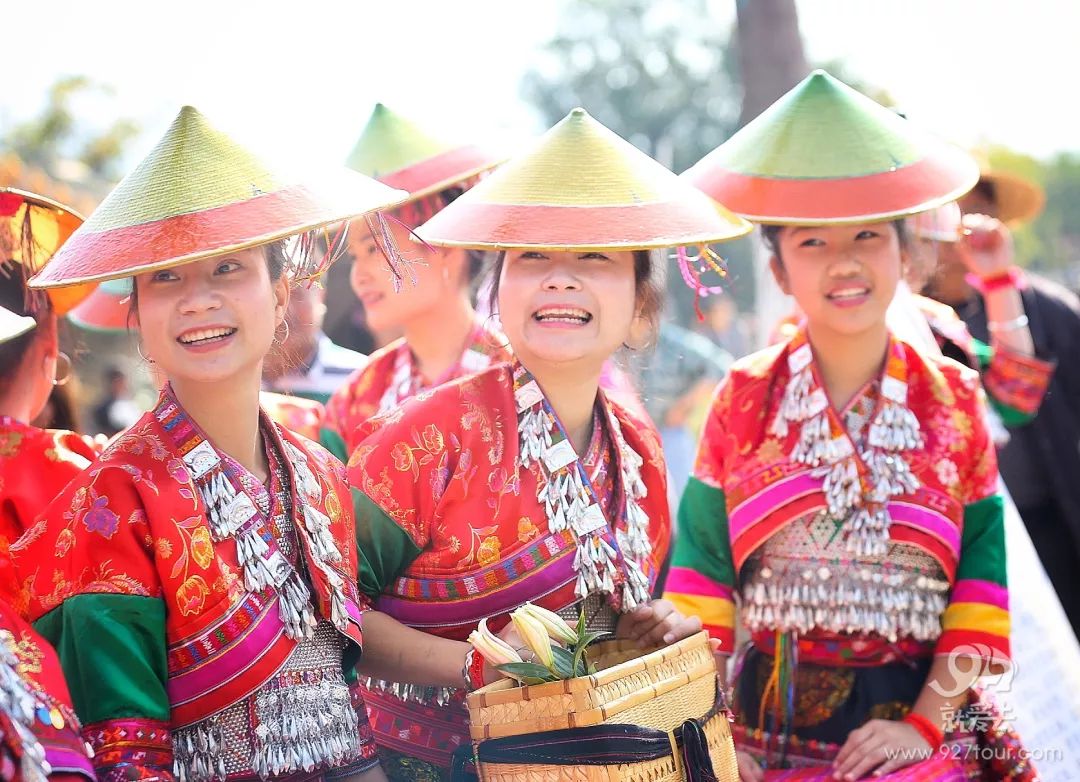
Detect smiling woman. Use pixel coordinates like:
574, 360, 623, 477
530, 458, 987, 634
670, 71, 1033, 781
14, 106, 406, 782
342, 107, 749, 780
321, 104, 508, 464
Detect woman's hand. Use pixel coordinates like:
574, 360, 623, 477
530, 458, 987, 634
958, 213, 1014, 277
831, 719, 934, 780
736, 750, 764, 782
615, 599, 703, 648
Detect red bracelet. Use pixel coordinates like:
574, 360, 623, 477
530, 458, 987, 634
965, 266, 1026, 294
902, 712, 944, 749
463, 647, 487, 691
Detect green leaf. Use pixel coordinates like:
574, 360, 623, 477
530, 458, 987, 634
579, 630, 611, 649
576, 605, 587, 639
572, 642, 588, 678
498, 662, 559, 683
550, 646, 578, 678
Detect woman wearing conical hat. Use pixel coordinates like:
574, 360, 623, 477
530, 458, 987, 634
13, 106, 407, 782
342, 108, 749, 780
0, 189, 100, 563
321, 104, 509, 462
0, 302, 97, 782
671, 72, 1033, 780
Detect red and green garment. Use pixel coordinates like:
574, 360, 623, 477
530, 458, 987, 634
913, 293, 1053, 425
664, 328, 1010, 666
0, 418, 99, 593
322, 315, 510, 462
0, 593, 95, 782
347, 362, 671, 770
12, 389, 369, 780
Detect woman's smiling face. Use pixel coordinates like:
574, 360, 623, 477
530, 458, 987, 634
771, 222, 904, 338
497, 249, 640, 372
134, 247, 287, 386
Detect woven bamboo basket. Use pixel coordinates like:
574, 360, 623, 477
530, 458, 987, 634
464, 631, 738, 782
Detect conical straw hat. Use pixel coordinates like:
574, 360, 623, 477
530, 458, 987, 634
0, 187, 91, 314
683, 70, 979, 225
30, 106, 407, 289
967, 152, 1045, 225
0, 304, 36, 343
68, 277, 133, 332
417, 108, 750, 251
346, 103, 503, 205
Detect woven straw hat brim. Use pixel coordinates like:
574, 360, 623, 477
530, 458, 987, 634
378, 145, 505, 206
683, 70, 979, 225
0, 305, 36, 343
1, 187, 93, 313
30, 171, 408, 289
978, 170, 1045, 225
689, 153, 979, 226
68, 279, 132, 333
417, 200, 751, 251
415, 108, 751, 250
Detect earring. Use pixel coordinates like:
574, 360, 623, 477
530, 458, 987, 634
137, 342, 154, 363
52, 352, 73, 386
276, 320, 291, 343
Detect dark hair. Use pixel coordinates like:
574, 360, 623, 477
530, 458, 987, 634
761, 220, 910, 265
487, 249, 665, 338
0, 267, 51, 390
971, 179, 997, 206
128, 240, 288, 327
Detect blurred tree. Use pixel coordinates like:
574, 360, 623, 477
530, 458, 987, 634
734, 0, 808, 125
520, 0, 750, 319
521, 0, 740, 173
3, 76, 138, 182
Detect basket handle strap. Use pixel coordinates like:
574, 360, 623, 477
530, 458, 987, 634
449, 745, 478, 782
679, 718, 719, 782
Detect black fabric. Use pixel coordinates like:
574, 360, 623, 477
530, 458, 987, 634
735, 646, 932, 744
957, 277, 1080, 639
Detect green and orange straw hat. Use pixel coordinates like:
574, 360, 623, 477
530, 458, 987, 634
415, 108, 751, 300
345, 103, 503, 209
682, 70, 979, 225
29, 106, 408, 291
1, 187, 91, 314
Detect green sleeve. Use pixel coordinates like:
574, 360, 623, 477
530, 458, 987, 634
320, 426, 350, 465
34, 593, 169, 724
671, 477, 736, 587
989, 398, 1034, 427
957, 493, 1007, 586
352, 488, 424, 600
971, 337, 994, 371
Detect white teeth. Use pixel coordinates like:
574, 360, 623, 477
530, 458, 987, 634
829, 288, 869, 299
179, 327, 235, 344
535, 307, 590, 322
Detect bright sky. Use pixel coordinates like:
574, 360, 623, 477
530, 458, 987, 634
1, 0, 1076, 174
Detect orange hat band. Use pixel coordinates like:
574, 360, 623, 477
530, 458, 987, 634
420, 199, 735, 250
689, 156, 976, 225
34, 183, 352, 286
379, 145, 499, 197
